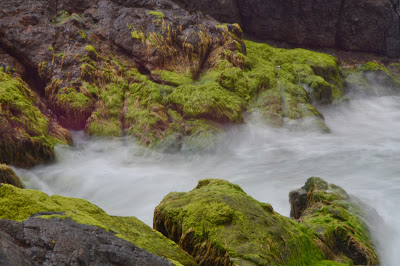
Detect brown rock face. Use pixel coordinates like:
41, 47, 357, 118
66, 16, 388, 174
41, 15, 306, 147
172, 0, 400, 57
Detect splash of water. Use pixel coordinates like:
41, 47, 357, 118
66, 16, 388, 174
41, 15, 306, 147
15, 95, 400, 265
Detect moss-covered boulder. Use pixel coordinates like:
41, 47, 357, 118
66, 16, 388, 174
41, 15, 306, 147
0, 70, 72, 167
343, 61, 400, 96
154, 179, 332, 265
289, 177, 379, 265
0, 164, 23, 188
0, 184, 196, 265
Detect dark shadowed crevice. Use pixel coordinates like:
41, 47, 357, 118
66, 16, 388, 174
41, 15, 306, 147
334, 0, 345, 48
0, 41, 47, 96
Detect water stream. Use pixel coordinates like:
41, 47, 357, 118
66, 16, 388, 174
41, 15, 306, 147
15, 94, 400, 265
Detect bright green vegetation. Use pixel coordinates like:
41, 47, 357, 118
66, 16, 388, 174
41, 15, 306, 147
157, 39, 343, 130
155, 179, 330, 265
0, 184, 196, 265
147, 11, 166, 22
0, 164, 23, 188
295, 177, 379, 265
47, 22, 345, 152
0, 70, 70, 167
168, 82, 245, 122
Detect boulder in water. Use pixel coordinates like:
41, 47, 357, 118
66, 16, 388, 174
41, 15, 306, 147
154, 179, 328, 265
289, 177, 379, 265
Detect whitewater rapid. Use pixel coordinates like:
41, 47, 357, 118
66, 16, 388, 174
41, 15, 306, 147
15, 94, 400, 265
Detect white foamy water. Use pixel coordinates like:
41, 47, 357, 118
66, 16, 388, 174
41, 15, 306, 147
14, 94, 400, 265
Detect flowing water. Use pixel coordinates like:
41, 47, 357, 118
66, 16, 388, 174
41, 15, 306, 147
15, 94, 400, 265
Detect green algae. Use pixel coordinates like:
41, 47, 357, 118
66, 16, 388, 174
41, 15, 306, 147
154, 179, 328, 265
0, 184, 196, 265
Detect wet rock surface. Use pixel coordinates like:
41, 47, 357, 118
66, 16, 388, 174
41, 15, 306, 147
0, 217, 172, 266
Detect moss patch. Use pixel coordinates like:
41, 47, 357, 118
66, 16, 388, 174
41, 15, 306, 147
0, 184, 196, 265
290, 177, 379, 265
0, 164, 23, 188
0, 71, 70, 167
154, 179, 328, 265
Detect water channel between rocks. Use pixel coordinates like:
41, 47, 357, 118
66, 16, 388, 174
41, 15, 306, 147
15, 94, 400, 266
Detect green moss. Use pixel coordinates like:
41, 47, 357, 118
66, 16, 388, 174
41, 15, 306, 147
0, 184, 196, 265
156, 70, 193, 86
0, 164, 23, 188
154, 179, 327, 265
147, 11, 165, 22
242, 40, 342, 127
343, 61, 400, 95
168, 82, 245, 123
182, 120, 225, 153
0, 71, 69, 167
78, 30, 87, 40
296, 177, 379, 265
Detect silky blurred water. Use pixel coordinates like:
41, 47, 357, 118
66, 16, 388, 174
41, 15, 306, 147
15, 94, 400, 265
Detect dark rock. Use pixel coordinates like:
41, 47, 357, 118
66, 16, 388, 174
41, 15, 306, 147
0, 217, 172, 266
172, 0, 400, 57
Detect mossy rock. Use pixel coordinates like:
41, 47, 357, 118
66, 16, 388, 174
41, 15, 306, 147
343, 61, 400, 96
243, 40, 343, 127
0, 71, 71, 167
154, 179, 331, 265
289, 177, 379, 265
0, 164, 23, 188
0, 184, 196, 265
168, 82, 245, 123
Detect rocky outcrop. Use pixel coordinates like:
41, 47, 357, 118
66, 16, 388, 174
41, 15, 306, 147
0, 184, 197, 265
0, 217, 172, 266
0, 164, 23, 188
172, 0, 400, 57
0, 0, 346, 162
154, 178, 380, 265
289, 177, 379, 265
